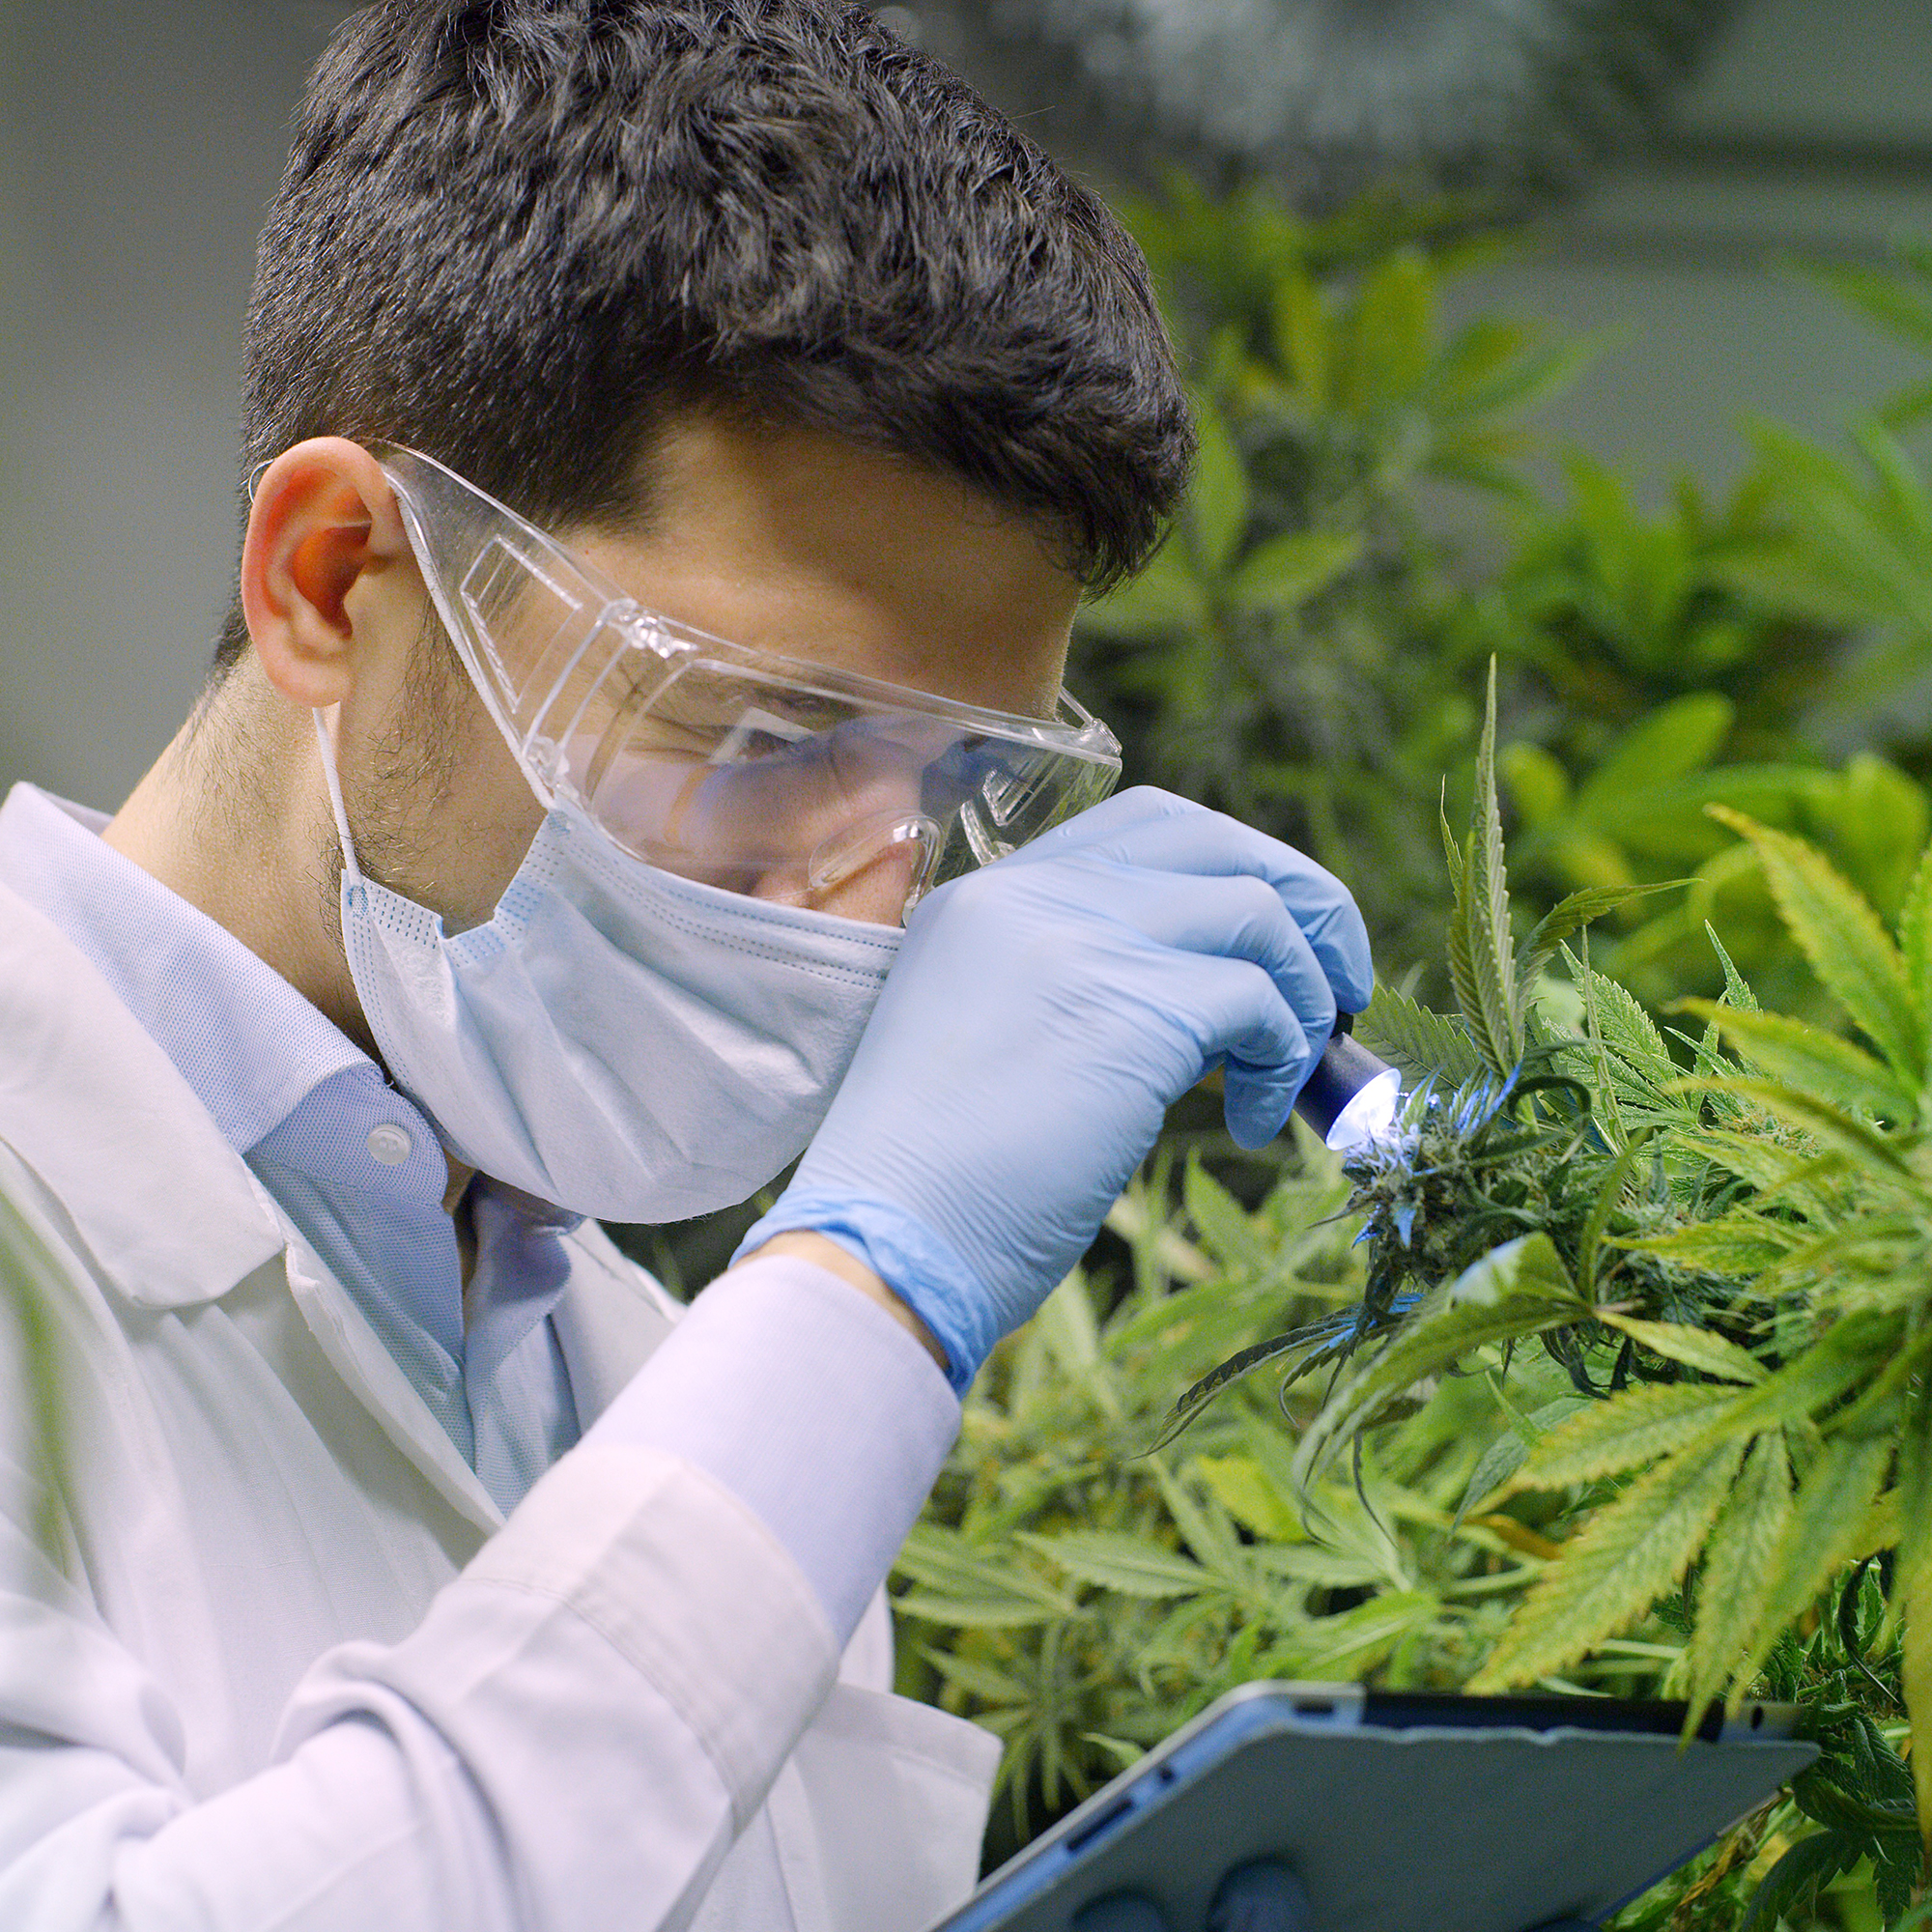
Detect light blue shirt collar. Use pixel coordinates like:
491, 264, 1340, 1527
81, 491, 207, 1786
0, 781, 580, 1506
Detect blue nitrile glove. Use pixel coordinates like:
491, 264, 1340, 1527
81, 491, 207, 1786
735, 788, 1373, 1392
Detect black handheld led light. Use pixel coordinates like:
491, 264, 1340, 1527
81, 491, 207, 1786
1291, 1012, 1401, 1151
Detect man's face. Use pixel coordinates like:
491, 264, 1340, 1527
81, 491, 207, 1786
343, 416, 1087, 932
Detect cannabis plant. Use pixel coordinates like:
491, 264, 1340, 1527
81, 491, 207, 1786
893, 1147, 1561, 1870
1153, 668, 1932, 1918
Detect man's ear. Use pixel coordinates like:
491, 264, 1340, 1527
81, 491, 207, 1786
239, 438, 414, 709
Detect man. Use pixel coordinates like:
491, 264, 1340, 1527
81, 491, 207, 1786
0, 4, 1371, 1927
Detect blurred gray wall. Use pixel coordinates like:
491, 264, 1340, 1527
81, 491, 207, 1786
1447, 0, 1932, 498
3, 0, 1931, 809
0, 0, 355, 809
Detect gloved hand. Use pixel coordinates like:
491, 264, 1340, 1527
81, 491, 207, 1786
736, 788, 1373, 1391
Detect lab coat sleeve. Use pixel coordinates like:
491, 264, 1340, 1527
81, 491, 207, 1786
0, 1437, 836, 1932
583, 1252, 965, 1642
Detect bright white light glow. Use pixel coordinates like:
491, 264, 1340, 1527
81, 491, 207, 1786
1324, 1067, 1404, 1153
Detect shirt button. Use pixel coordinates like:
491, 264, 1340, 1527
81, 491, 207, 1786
366, 1123, 413, 1166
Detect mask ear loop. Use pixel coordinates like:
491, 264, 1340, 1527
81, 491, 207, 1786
312, 708, 367, 897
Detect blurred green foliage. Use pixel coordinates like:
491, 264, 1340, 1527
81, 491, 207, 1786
1074, 186, 1595, 971
1071, 189, 1932, 1022
896, 195, 1932, 1929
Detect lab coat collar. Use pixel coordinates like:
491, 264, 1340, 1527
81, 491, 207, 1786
0, 879, 286, 1307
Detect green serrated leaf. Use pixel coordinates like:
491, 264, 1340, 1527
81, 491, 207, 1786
1729, 1433, 1893, 1691
895, 1525, 1080, 1621
1673, 1321, 1895, 1462
1287, 1590, 1443, 1678
1456, 663, 1524, 1073
1898, 839, 1932, 1048
1593, 1312, 1767, 1385
1710, 805, 1926, 1089
1576, 1128, 1649, 1303
1510, 1382, 1743, 1492
1017, 1530, 1213, 1599
1688, 1431, 1793, 1724
1455, 1397, 1593, 1528
918, 1646, 1030, 1705
1736, 1830, 1857, 1932
1517, 882, 1684, 1004
1471, 1437, 1744, 1691
1354, 983, 1484, 1085
893, 1590, 1063, 1630
1036, 1273, 1106, 1383
1296, 1270, 1581, 1488
1681, 999, 1915, 1121
1182, 1154, 1266, 1275
1613, 1212, 1801, 1274
1693, 1078, 1917, 1186
1707, 923, 1761, 1015
1564, 946, 1684, 1120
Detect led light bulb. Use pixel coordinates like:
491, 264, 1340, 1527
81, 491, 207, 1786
1322, 1065, 1403, 1153
1291, 1015, 1403, 1152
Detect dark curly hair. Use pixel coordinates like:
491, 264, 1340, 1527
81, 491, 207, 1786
214, 0, 1194, 674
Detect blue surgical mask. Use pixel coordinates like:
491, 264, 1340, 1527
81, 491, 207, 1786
315, 713, 900, 1220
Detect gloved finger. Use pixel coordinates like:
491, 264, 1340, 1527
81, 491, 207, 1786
1176, 959, 1313, 1147
1076, 868, 1339, 1053
1027, 809, 1373, 1012
1222, 1053, 1312, 1149
1008, 783, 1203, 861
1207, 1860, 1312, 1932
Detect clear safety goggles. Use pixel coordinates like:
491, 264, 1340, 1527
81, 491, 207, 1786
370, 443, 1122, 922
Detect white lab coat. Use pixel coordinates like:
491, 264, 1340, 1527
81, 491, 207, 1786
0, 881, 1000, 1930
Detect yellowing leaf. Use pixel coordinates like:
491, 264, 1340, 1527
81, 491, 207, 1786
1592, 1313, 1768, 1385
1472, 1438, 1744, 1691
1191, 1455, 1300, 1543
1511, 1382, 1741, 1492
1614, 1213, 1801, 1274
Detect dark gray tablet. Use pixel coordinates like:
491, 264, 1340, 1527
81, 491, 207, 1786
931, 1682, 1815, 1932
